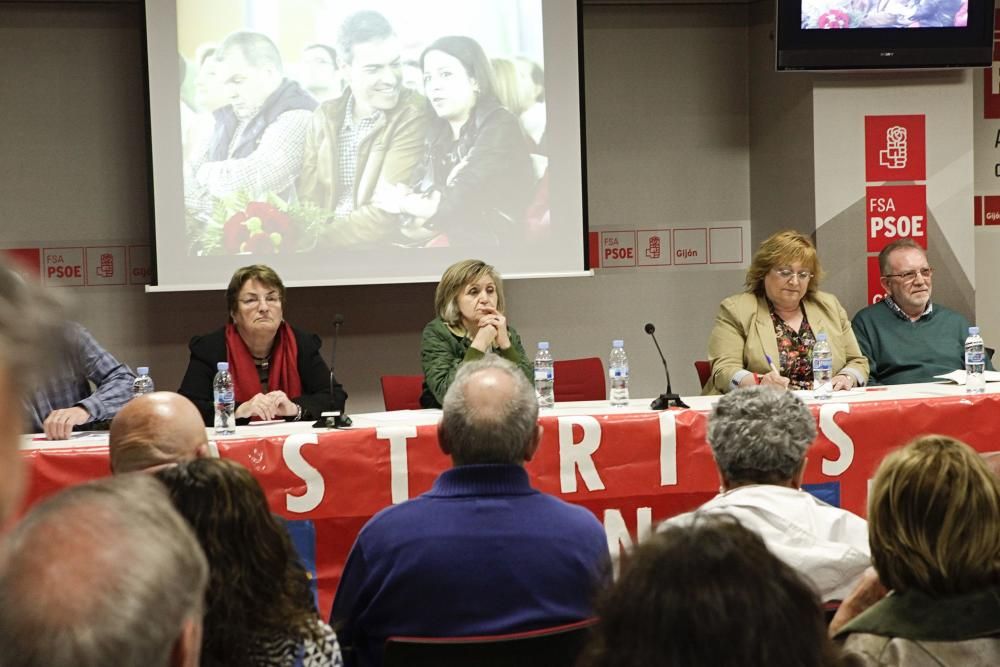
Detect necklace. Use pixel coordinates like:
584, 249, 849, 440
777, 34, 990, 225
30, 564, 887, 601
252, 354, 269, 369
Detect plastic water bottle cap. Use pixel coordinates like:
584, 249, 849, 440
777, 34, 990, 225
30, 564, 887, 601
613, 339, 624, 348
137, 366, 149, 375
538, 341, 549, 350
816, 333, 828, 341
217, 362, 229, 371
970, 326, 980, 335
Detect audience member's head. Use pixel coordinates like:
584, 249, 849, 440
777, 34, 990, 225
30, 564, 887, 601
0, 262, 65, 523
300, 43, 342, 100
707, 386, 816, 489
868, 434, 1000, 597
439, 356, 540, 466
109, 391, 209, 474
581, 516, 847, 667
0, 474, 207, 667
218, 31, 284, 119
156, 458, 323, 665
491, 57, 532, 116
515, 56, 544, 103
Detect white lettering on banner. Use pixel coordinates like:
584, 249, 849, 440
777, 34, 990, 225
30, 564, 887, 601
376, 425, 417, 504
558, 416, 606, 493
659, 411, 677, 486
603, 508, 653, 578
819, 404, 854, 476
283, 433, 323, 513
869, 215, 925, 239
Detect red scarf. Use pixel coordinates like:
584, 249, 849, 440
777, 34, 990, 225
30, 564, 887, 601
225, 321, 302, 404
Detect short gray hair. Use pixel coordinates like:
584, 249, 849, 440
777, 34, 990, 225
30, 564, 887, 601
440, 356, 538, 465
0, 474, 208, 667
220, 31, 283, 72
707, 387, 815, 484
878, 238, 925, 276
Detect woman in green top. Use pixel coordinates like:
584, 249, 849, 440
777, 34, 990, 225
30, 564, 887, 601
420, 259, 532, 408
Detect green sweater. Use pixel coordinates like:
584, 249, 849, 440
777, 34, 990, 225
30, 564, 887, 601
851, 301, 990, 385
419, 317, 533, 408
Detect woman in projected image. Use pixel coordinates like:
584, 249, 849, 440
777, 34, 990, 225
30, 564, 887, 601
374, 36, 534, 247
419, 258, 532, 408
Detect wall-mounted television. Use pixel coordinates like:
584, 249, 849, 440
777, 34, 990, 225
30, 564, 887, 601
776, 0, 993, 71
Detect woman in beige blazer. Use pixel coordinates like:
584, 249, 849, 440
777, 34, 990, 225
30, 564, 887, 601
705, 231, 868, 395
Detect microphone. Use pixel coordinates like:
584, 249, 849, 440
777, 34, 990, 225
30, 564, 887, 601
644, 322, 689, 410
314, 313, 352, 429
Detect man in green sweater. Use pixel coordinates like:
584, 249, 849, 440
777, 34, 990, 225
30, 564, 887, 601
852, 238, 992, 385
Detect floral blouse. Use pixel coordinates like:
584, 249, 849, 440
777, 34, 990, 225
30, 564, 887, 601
769, 303, 816, 390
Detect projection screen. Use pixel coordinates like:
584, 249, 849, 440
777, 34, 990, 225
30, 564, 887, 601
144, 0, 588, 290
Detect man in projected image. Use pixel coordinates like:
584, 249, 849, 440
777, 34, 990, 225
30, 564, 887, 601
186, 31, 317, 214
298, 10, 428, 248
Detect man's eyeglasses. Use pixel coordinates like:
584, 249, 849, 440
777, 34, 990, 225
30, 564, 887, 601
883, 268, 933, 283
773, 268, 813, 281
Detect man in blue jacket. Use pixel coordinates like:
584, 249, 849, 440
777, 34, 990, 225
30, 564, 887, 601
331, 356, 609, 667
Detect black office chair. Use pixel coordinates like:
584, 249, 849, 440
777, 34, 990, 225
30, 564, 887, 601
382, 618, 597, 667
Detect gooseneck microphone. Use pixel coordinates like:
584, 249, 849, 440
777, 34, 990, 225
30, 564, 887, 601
644, 322, 689, 410
315, 313, 352, 428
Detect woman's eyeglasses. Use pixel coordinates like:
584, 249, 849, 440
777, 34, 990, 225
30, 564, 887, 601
773, 268, 813, 282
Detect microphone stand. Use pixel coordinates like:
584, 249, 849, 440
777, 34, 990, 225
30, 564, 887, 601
314, 314, 352, 428
645, 323, 689, 410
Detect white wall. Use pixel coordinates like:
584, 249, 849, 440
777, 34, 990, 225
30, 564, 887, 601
0, 1, 753, 413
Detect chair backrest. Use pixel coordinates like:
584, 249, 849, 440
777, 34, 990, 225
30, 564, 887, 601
380, 375, 424, 411
383, 618, 597, 667
553, 357, 605, 402
694, 360, 711, 388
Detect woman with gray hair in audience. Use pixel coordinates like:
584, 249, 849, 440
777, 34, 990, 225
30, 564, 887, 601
659, 386, 870, 601
832, 435, 1000, 665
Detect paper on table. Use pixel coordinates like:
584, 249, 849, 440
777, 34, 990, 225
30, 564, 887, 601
934, 370, 1000, 384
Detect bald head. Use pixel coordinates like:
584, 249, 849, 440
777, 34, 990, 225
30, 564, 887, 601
110, 392, 208, 474
439, 356, 540, 466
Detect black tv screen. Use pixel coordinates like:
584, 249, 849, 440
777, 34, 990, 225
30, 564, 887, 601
776, 0, 994, 70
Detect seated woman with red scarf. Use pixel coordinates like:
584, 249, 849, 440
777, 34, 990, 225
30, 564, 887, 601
179, 264, 346, 425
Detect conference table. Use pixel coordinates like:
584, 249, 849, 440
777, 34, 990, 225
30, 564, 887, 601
19, 382, 1000, 617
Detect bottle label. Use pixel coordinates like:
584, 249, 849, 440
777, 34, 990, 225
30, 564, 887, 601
609, 368, 629, 379
966, 351, 984, 364
812, 359, 832, 372
534, 369, 553, 381
214, 390, 234, 403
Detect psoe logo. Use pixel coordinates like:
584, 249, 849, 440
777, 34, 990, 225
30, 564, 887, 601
879, 126, 907, 170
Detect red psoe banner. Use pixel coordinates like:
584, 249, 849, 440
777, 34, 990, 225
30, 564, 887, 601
865, 115, 926, 182
865, 185, 928, 252
867, 256, 885, 305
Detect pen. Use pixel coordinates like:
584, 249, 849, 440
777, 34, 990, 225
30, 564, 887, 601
765, 354, 780, 376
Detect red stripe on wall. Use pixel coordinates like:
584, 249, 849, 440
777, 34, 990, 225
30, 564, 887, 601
588, 231, 601, 268
975, 195, 983, 226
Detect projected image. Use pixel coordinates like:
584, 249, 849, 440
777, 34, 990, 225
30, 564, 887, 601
801, 0, 968, 28
178, 0, 547, 256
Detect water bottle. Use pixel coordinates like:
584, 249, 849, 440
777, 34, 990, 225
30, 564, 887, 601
131, 367, 154, 399
609, 339, 630, 407
534, 341, 555, 408
812, 333, 833, 400
213, 361, 236, 435
965, 326, 985, 394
